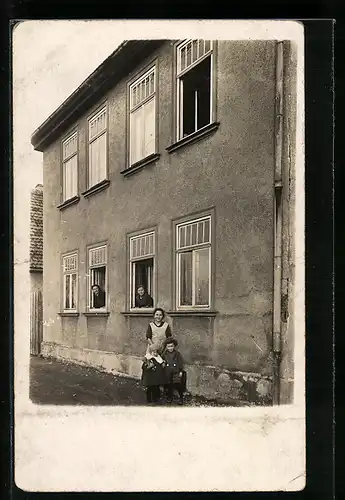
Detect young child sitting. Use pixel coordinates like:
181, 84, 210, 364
162, 337, 185, 405
141, 342, 167, 404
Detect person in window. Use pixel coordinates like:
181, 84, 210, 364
146, 307, 172, 354
135, 285, 154, 308
91, 284, 105, 309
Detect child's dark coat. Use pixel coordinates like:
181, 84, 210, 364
141, 358, 167, 387
162, 350, 184, 384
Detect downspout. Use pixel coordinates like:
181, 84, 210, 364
272, 41, 284, 405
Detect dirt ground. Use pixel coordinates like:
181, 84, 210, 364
30, 355, 248, 407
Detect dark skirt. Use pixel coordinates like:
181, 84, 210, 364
141, 362, 167, 387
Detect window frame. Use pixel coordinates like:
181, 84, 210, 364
61, 129, 78, 203
87, 103, 108, 190
173, 210, 215, 311
127, 227, 157, 311
61, 251, 79, 313
175, 39, 216, 142
127, 61, 159, 169
87, 243, 108, 312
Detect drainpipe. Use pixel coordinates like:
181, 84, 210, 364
272, 41, 284, 405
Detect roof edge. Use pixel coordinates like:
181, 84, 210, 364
31, 40, 166, 152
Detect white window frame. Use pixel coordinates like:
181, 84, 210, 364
62, 131, 78, 202
176, 39, 214, 141
129, 230, 155, 310
129, 66, 157, 166
62, 252, 78, 312
87, 244, 108, 311
87, 105, 108, 188
176, 215, 212, 309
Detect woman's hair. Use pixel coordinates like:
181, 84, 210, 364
153, 307, 165, 318
91, 284, 101, 291
136, 285, 145, 291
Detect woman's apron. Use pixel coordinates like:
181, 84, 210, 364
146, 321, 169, 354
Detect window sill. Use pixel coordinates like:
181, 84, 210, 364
166, 310, 218, 317
81, 179, 110, 198
57, 195, 80, 211
121, 310, 154, 317
83, 311, 110, 317
166, 122, 220, 154
58, 312, 79, 317
120, 153, 160, 177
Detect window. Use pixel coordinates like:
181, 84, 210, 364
129, 231, 155, 309
129, 67, 156, 165
62, 132, 78, 202
62, 253, 78, 311
88, 106, 107, 188
176, 216, 211, 308
88, 245, 107, 310
176, 40, 214, 140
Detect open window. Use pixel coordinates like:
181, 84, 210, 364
88, 245, 107, 310
176, 40, 214, 140
129, 231, 155, 309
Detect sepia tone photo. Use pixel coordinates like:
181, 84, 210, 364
14, 20, 305, 492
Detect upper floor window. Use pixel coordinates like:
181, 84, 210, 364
88, 106, 107, 188
129, 230, 155, 309
62, 252, 78, 311
129, 66, 156, 166
62, 132, 78, 202
176, 215, 212, 309
88, 244, 107, 310
176, 40, 214, 140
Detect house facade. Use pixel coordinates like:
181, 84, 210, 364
31, 39, 298, 404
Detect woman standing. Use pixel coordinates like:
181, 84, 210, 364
146, 308, 172, 355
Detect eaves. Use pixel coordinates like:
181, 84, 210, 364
31, 39, 167, 152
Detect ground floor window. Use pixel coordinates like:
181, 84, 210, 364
62, 253, 78, 311
88, 244, 107, 310
129, 231, 155, 309
176, 215, 212, 309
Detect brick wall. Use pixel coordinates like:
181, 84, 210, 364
29, 184, 43, 272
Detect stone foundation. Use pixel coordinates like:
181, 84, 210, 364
40, 342, 273, 405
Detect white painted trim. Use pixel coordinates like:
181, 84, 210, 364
176, 49, 213, 140
88, 244, 108, 311
62, 252, 79, 312
129, 230, 156, 309
129, 65, 156, 110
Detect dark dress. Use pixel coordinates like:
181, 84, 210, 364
141, 358, 167, 387
93, 290, 105, 308
141, 357, 167, 403
135, 293, 153, 308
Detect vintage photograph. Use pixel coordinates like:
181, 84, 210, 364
14, 20, 305, 492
